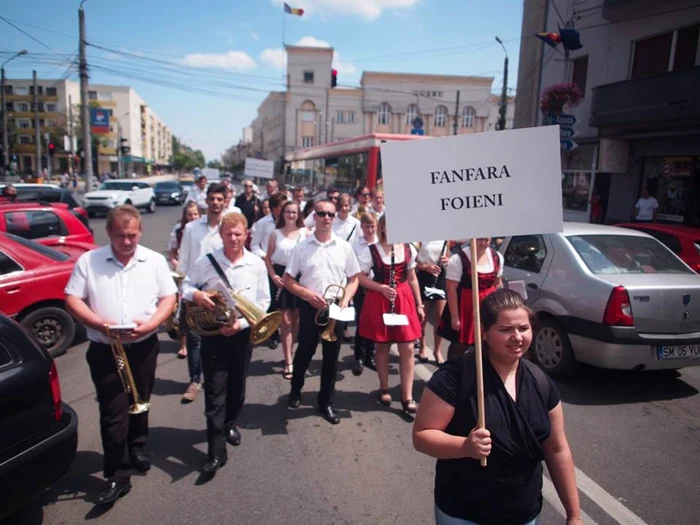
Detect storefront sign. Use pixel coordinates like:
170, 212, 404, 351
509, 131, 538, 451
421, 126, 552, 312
90, 108, 110, 135
380, 126, 563, 243
598, 139, 629, 173
413, 91, 444, 98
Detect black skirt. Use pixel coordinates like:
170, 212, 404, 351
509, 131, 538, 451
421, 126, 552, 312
417, 268, 446, 302
272, 263, 299, 310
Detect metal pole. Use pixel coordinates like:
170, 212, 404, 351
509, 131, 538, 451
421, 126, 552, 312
68, 94, 75, 176
1, 67, 6, 179
453, 90, 460, 136
117, 123, 122, 178
45, 131, 51, 179
79, 6, 94, 189
33, 71, 41, 179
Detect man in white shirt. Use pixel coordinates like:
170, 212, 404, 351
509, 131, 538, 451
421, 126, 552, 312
260, 178, 279, 202
250, 192, 288, 258
177, 183, 227, 403
634, 186, 659, 222
181, 213, 271, 477
292, 185, 306, 212
184, 174, 208, 212
370, 187, 385, 218
332, 193, 361, 243
284, 199, 361, 425
304, 186, 340, 229
64, 205, 177, 506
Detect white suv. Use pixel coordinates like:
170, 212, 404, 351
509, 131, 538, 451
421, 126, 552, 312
82, 180, 156, 217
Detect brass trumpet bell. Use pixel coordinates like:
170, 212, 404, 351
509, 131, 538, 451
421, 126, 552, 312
315, 284, 346, 342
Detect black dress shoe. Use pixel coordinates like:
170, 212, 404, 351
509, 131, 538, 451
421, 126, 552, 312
227, 425, 241, 446
129, 451, 151, 472
201, 457, 227, 475
267, 337, 279, 349
365, 356, 377, 371
289, 391, 301, 408
319, 405, 340, 425
95, 479, 132, 505
352, 358, 364, 376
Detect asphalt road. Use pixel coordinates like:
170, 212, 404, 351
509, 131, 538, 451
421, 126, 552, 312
4, 203, 700, 525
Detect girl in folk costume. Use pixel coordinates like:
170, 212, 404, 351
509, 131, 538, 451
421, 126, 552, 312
265, 201, 307, 379
437, 237, 504, 360
358, 215, 425, 414
415, 240, 451, 365
167, 201, 201, 358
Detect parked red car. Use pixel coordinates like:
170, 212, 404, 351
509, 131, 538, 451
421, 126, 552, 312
0, 202, 94, 245
617, 223, 700, 273
0, 232, 97, 355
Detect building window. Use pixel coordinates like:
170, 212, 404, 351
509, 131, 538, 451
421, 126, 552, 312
16, 119, 31, 129
571, 56, 589, 95
14, 86, 28, 96
461, 106, 476, 128
46, 103, 57, 112
301, 110, 315, 122
631, 24, 700, 79
88, 90, 97, 100
302, 136, 314, 148
3, 85, 12, 95
303, 71, 314, 84
16, 102, 29, 112
406, 104, 419, 126
29, 86, 43, 96
336, 111, 345, 123
434, 105, 448, 127
19, 136, 32, 145
378, 102, 392, 125
346, 111, 354, 123
45, 87, 57, 96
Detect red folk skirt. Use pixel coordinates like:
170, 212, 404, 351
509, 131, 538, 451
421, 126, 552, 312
359, 281, 421, 343
438, 285, 498, 345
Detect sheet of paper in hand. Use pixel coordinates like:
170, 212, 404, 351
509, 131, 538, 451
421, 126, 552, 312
383, 313, 409, 326
329, 303, 355, 322
424, 286, 446, 299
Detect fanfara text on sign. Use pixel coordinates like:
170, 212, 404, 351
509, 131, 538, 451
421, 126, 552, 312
244, 158, 275, 180
380, 126, 564, 243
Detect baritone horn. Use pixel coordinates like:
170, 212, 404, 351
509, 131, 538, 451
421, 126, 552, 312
315, 284, 346, 342
105, 326, 150, 415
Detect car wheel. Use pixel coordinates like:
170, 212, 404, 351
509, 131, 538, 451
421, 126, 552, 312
532, 318, 577, 378
21, 307, 76, 357
147, 199, 156, 213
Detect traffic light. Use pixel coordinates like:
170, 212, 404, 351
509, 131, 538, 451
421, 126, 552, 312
331, 69, 337, 88
120, 138, 130, 156
48, 143, 55, 157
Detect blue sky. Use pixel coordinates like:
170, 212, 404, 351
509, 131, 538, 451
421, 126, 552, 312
1, 0, 524, 161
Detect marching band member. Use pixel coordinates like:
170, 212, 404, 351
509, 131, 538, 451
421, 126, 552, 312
167, 201, 201, 358
284, 199, 361, 425
234, 179, 261, 229
358, 215, 424, 414
64, 205, 177, 505
181, 212, 271, 476
184, 173, 208, 213
437, 237, 503, 360
223, 186, 242, 216
292, 185, 306, 211
415, 240, 450, 365
304, 187, 340, 228
350, 212, 378, 375
332, 193, 361, 243
370, 188, 385, 218
177, 184, 227, 402
264, 201, 307, 379
351, 186, 372, 218
250, 192, 288, 258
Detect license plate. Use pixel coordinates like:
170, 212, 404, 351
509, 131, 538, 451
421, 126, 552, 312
657, 345, 700, 360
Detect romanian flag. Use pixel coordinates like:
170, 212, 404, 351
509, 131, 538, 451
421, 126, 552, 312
284, 3, 304, 16
535, 31, 562, 48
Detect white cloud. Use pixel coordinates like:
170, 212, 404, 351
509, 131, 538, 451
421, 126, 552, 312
182, 51, 256, 71
272, 0, 419, 20
261, 36, 356, 74
251, 32, 261, 41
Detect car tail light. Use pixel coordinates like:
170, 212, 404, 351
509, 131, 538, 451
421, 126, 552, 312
603, 286, 634, 326
74, 207, 88, 218
49, 361, 63, 421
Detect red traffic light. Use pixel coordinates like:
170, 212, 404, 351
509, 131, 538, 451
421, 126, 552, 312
331, 69, 338, 88
48, 143, 55, 151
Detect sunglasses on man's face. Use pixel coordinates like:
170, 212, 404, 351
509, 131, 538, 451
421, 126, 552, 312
316, 211, 336, 218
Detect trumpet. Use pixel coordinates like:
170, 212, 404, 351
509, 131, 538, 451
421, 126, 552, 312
105, 326, 150, 415
315, 283, 346, 342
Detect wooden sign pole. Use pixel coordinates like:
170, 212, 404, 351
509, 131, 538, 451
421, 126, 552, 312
469, 238, 487, 467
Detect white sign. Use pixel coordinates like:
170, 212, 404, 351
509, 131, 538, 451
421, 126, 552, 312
380, 126, 564, 243
244, 158, 274, 180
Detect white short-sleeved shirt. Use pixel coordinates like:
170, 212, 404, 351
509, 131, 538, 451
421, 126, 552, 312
64, 245, 178, 344
358, 243, 417, 274
185, 185, 207, 209
352, 235, 377, 277
446, 248, 504, 282
417, 240, 449, 265
250, 214, 275, 257
270, 228, 307, 267
180, 248, 270, 331
304, 211, 316, 229
176, 217, 223, 274
223, 202, 242, 216
635, 197, 659, 221
332, 214, 361, 243
285, 233, 361, 296
168, 223, 182, 252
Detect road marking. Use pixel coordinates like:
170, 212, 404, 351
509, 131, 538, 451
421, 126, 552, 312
404, 354, 651, 525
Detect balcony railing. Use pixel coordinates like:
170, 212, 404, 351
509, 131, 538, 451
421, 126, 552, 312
589, 66, 700, 129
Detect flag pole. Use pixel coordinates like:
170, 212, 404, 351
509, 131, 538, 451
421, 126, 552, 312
469, 238, 487, 467
282, 4, 286, 86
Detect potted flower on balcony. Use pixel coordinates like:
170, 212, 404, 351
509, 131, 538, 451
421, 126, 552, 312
540, 82, 583, 115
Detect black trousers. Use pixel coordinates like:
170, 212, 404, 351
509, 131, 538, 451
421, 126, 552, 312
86, 334, 159, 481
291, 299, 343, 407
200, 330, 252, 460
353, 288, 374, 361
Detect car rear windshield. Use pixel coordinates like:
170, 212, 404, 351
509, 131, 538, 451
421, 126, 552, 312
567, 234, 693, 274
5, 232, 70, 262
155, 181, 178, 189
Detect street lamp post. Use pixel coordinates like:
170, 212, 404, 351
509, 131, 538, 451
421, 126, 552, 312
79, 0, 94, 190
495, 36, 509, 131
1, 49, 28, 179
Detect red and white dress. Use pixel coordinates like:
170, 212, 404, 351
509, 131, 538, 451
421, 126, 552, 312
359, 244, 422, 343
437, 247, 503, 345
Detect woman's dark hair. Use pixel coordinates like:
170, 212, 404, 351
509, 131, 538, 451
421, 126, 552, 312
176, 201, 200, 249
302, 199, 315, 219
480, 288, 536, 332
276, 201, 304, 229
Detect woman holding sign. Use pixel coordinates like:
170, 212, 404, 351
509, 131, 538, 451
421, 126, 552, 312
358, 215, 425, 414
438, 237, 503, 360
415, 240, 451, 365
413, 289, 582, 525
